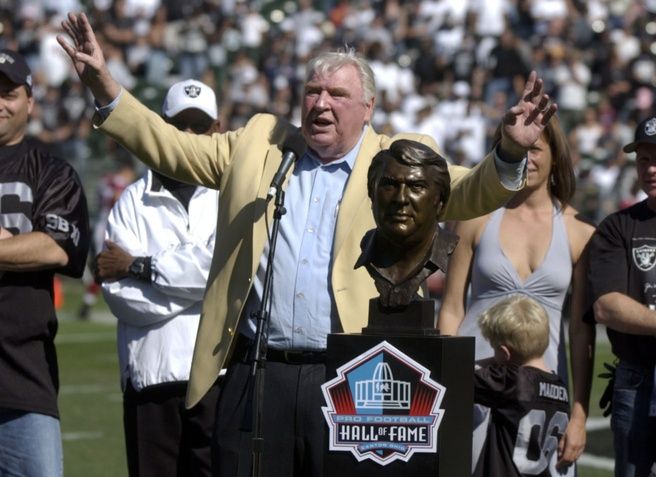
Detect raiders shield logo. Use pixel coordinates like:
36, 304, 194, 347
645, 118, 656, 137
0, 53, 14, 64
633, 244, 656, 271
184, 85, 201, 98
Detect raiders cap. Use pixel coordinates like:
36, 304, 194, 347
0, 49, 32, 89
623, 116, 656, 153
162, 79, 218, 120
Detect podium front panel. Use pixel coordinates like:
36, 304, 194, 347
323, 334, 474, 476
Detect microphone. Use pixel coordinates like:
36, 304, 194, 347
267, 133, 307, 201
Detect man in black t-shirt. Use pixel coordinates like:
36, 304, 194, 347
474, 295, 574, 477
588, 115, 656, 477
0, 50, 89, 476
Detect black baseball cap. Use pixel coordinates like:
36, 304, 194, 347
623, 116, 656, 153
0, 49, 32, 90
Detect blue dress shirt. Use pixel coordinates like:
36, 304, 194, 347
240, 130, 366, 351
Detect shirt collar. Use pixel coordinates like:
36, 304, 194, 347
146, 169, 200, 196
355, 224, 459, 279
0, 139, 28, 162
305, 125, 368, 172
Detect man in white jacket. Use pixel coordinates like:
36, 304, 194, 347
96, 79, 220, 477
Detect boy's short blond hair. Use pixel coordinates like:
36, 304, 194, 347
478, 295, 550, 362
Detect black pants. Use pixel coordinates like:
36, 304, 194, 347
123, 380, 220, 477
212, 339, 326, 477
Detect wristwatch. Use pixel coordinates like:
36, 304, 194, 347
128, 257, 151, 281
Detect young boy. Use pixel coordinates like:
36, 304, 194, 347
473, 295, 574, 477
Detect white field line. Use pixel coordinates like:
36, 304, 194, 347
578, 416, 614, 471
55, 332, 115, 344
62, 431, 104, 441
578, 453, 615, 471
60, 386, 119, 442
59, 384, 118, 394
586, 416, 611, 431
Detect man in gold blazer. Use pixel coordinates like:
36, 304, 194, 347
59, 12, 557, 477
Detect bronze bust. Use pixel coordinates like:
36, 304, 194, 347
355, 139, 458, 308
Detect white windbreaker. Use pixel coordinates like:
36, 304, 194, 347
102, 170, 219, 392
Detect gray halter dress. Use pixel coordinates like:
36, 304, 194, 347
457, 205, 572, 382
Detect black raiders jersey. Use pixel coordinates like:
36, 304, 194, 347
588, 199, 656, 365
474, 363, 573, 477
0, 139, 89, 418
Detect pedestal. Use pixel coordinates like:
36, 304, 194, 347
362, 298, 439, 336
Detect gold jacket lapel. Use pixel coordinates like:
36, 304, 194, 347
252, 143, 285, 267
333, 127, 379, 261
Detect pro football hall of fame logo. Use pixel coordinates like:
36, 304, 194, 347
321, 341, 446, 466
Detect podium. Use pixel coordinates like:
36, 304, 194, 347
322, 300, 474, 476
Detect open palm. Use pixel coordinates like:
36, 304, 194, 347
57, 12, 120, 105
502, 71, 558, 152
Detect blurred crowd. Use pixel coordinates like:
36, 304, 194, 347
0, 0, 655, 223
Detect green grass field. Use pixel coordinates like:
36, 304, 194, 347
58, 319, 126, 477
54, 277, 616, 476
578, 343, 615, 477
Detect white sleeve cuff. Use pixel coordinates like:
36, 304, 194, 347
94, 89, 123, 121
494, 148, 527, 191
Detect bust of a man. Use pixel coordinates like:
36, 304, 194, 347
355, 139, 458, 308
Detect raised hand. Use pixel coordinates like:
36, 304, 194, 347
56, 12, 121, 105
499, 71, 558, 162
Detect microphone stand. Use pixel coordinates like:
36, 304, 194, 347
249, 188, 286, 477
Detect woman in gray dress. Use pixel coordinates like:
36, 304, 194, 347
438, 116, 595, 471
